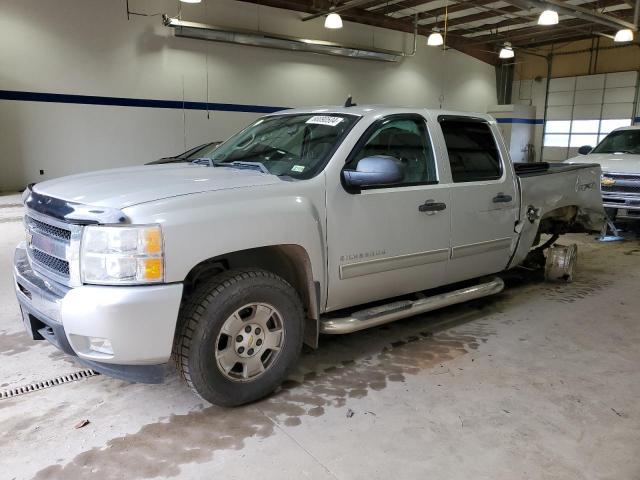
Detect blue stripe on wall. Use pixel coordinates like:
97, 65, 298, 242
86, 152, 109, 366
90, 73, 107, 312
0, 89, 288, 114
495, 117, 544, 125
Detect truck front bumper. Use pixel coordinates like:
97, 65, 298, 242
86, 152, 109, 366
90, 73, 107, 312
603, 194, 640, 219
13, 243, 183, 383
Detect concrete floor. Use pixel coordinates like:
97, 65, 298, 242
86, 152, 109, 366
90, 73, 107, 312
1, 192, 639, 480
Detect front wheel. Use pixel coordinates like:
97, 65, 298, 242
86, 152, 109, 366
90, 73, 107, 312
174, 269, 304, 406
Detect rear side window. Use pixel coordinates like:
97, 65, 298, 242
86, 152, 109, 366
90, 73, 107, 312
439, 118, 502, 183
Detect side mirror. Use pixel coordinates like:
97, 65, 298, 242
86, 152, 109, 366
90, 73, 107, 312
578, 145, 593, 155
343, 156, 403, 187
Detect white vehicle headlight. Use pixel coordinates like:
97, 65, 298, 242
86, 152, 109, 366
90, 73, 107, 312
81, 225, 164, 284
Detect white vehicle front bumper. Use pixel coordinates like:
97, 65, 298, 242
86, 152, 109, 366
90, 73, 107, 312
13, 242, 183, 383
603, 194, 640, 218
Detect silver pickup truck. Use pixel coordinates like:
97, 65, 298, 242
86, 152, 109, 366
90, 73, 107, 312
13, 106, 604, 406
565, 126, 640, 223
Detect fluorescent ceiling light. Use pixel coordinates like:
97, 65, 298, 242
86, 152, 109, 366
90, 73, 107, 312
614, 28, 634, 42
427, 29, 444, 46
324, 12, 343, 29
499, 42, 514, 59
538, 9, 559, 25
180, 0, 202, 3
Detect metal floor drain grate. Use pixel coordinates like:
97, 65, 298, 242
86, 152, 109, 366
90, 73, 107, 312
0, 369, 100, 399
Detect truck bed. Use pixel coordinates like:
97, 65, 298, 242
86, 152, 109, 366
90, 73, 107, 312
514, 162, 601, 178
508, 161, 604, 269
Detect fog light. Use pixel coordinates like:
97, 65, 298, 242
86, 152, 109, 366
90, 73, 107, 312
88, 337, 114, 355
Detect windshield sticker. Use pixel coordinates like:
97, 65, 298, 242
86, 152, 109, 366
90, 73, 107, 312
306, 116, 344, 127
291, 165, 305, 172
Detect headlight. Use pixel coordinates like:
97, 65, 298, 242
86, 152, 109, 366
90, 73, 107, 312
81, 225, 164, 284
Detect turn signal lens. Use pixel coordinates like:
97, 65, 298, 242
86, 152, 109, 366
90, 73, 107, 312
143, 228, 163, 254
142, 258, 163, 281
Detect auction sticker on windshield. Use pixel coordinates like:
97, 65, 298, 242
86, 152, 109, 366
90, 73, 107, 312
306, 116, 344, 127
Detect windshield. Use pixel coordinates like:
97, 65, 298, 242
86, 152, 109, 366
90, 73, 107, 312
208, 114, 358, 179
592, 129, 640, 154
186, 142, 221, 160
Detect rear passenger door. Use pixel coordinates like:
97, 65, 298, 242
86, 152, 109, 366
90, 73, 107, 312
436, 116, 519, 283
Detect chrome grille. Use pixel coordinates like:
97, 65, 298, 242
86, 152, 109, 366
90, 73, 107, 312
602, 184, 640, 195
24, 210, 82, 287
601, 173, 640, 196
26, 216, 71, 241
30, 248, 70, 275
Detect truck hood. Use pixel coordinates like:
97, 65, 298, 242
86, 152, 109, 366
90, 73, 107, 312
565, 153, 640, 174
33, 164, 282, 209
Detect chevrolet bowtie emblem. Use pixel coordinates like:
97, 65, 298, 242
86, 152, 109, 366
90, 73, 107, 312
601, 176, 616, 187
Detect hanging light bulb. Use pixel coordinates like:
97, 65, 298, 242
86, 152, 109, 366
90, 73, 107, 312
538, 9, 559, 25
499, 42, 515, 59
427, 28, 444, 46
324, 12, 343, 29
614, 28, 634, 42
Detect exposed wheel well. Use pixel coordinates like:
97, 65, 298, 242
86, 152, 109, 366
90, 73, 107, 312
532, 205, 580, 247
181, 245, 320, 348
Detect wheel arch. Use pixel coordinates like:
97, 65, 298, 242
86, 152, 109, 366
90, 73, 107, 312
509, 204, 587, 269
181, 244, 320, 348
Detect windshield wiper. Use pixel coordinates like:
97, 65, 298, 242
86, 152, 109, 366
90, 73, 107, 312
216, 161, 270, 174
191, 158, 216, 166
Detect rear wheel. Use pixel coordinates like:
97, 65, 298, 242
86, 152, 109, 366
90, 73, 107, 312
174, 269, 304, 406
545, 244, 578, 282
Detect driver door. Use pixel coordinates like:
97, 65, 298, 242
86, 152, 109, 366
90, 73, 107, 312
325, 114, 452, 311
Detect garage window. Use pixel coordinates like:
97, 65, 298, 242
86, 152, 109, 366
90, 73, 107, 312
541, 72, 637, 160
544, 118, 632, 148
439, 119, 502, 183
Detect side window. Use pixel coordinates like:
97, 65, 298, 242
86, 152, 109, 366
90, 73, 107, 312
347, 117, 437, 185
439, 119, 502, 183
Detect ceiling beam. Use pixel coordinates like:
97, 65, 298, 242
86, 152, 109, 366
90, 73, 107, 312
396, 0, 499, 22
515, 32, 600, 47
501, 0, 636, 31
236, 0, 500, 64
301, 0, 387, 21
453, 0, 629, 37
467, 18, 599, 44
369, 0, 431, 16
443, 5, 524, 30
507, 19, 596, 41
443, 0, 622, 31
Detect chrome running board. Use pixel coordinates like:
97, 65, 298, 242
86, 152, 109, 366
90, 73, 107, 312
320, 277, 505, 334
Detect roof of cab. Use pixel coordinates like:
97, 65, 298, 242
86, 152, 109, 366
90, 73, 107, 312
267, 105, 496, 123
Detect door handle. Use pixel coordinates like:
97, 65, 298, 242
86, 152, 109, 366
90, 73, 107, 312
419, 200, 447, 214
492, 193, 513, 203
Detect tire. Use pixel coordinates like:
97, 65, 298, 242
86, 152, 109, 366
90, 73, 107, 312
173, 268, 304, 406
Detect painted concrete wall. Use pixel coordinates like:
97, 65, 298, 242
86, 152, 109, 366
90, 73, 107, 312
0, 0, 498, 191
